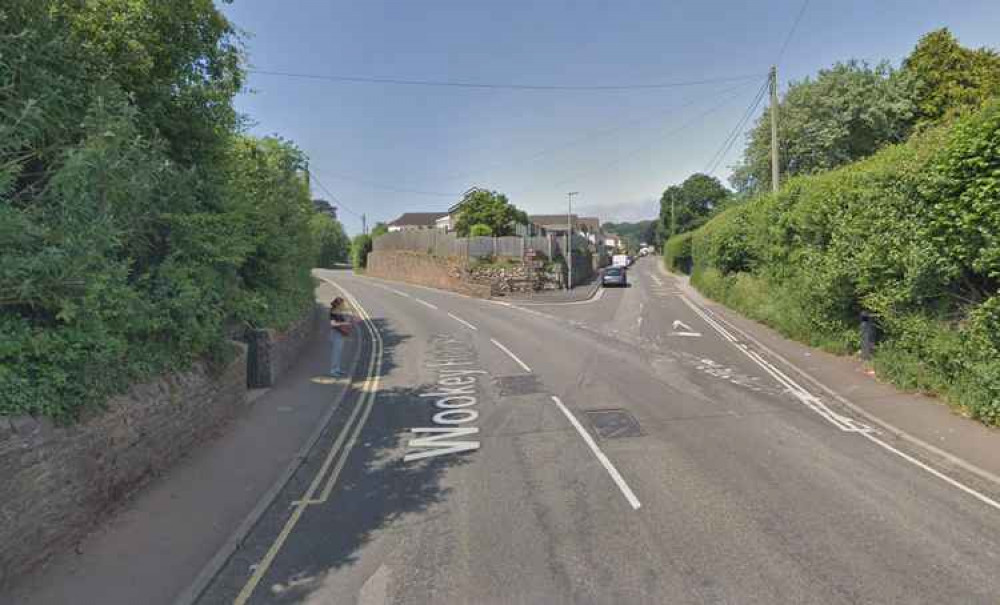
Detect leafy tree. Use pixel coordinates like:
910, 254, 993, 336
453, 189, 527, 236
370, 222, 389, 238
311, 213, 350, 268
602, 220, 660, 253
469, 224, 493, 236
902, 28, 1000, 123
730, 61, 915, 194
659, 173, 730, 239
351, 234, 373, 269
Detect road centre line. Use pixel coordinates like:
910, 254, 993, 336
388, 287, 411, 298
447, 312, 478, 331
678, 293, 1000, 513
414, 298, 438, 310
551, 396, 641, 510
490, 338, 532, 373
234, 279, 384, 605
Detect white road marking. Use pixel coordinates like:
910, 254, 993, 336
490, 338, 532, 373
447, 312, 478, 331
551, 396, 641, 510
388, 287, 411, 298
678, 293, 1000, 513
414, 298, 438, 310
671, 331, 703, 337
672, 319, 694, 331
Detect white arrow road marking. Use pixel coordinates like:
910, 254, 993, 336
672, 331, 702, 337
672, 319, 694, 331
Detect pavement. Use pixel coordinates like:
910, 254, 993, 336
9, 260, 1000, 604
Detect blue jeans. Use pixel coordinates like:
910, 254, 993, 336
330, 330, 345, 374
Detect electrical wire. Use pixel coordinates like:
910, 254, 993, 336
247, 69, 764, 92
309, 173, 363, 219
437, 79, 762, 187
514, 79, 761, 196
317, 171, 460, 197
703, 77, 769, 176
776, 0, 811, 65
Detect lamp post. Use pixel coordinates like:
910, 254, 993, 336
566, 192, 579, 290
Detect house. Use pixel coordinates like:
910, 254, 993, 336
386, 212, 448, 232
435, 186, 489, 232
529, 214, 601, 239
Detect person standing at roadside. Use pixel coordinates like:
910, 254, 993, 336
329, 297, 352, 377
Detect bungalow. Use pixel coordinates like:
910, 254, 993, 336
386, 212, 448, 232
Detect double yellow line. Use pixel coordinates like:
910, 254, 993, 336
234, 279, 383, 605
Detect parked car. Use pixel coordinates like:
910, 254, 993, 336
602, 266, 627, 287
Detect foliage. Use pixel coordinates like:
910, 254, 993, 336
0, 1, 317, 421
663, 232, 693, 274
730, 61, 915, 194
453, 189, 528, 237
351, 234, 373, 270
602, 220, 659, 253
688, 100, 1000, 425
903, 28, 1000, 124
311, 213, 350, 268
659, 173, 730, 238
370, 221, 389, 238
469, 223, 493, 237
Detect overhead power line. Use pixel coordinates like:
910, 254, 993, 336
515, 79, 761, 195
437, 79, 760, 187
776, 0, 811, 65
318, 171, 460, 197
247, 69, 764, 92
309, 173, 363, 219
703, 77, 769, 176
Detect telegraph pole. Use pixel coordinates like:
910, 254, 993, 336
566, 192, 578, 290
362, 213, 367, 235
769, 65, 780, 194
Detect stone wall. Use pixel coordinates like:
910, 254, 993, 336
366, 250, 492, 298
0, 344, 247, 587
246, 304, 322, 388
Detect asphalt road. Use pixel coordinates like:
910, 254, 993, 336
198, 259, 1000, 604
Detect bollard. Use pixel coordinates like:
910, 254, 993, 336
860, 311, 877, 360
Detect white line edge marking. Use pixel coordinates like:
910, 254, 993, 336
490, 338, 532, 373
551, 396, 641, 510
447, 312, 478, 331
678, 293, 1000, 513
414, 298, 438, 310
388, 287, 411, 298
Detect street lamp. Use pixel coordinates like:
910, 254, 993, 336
567, 192, 579, 290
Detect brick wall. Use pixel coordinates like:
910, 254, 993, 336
0, 343, 248, 587
366, 250, 492, 298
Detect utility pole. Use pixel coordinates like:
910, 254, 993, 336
362, 213, 367, 236
566, 192, 578, 290
670, 196, 676, 239
770, 65, 780, 194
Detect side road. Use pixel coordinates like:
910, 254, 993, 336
6, 281, 365, 605
659, 261, 1000, 485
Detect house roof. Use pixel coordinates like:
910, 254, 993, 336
529, 214, 601, 232
388, 212, 448, 227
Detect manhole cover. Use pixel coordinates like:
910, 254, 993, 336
494, 375, 544, 396
584, 409, 642, 439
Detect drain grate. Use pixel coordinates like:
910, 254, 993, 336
584, 409, 642, 439
494, 374, 544, 397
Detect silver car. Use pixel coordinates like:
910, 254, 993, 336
602, 266, 627, 287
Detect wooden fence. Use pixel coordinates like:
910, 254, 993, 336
373, 229, 588, 261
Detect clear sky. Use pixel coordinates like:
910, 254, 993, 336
221, 1, 1000, 235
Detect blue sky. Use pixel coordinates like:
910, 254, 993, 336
221, 1, 1000, 235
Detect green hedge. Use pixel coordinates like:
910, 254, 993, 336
0, 2, 319, 422
688, 99, 1000, 425
663, 232, 693, 274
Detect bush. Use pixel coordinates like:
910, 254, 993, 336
469, 223, 493, 237
351, 234, 373, 270
685, 99, 1000, 425
0, 2, 318, 421
311, 213, 350, 268
663, 232, 693, 274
